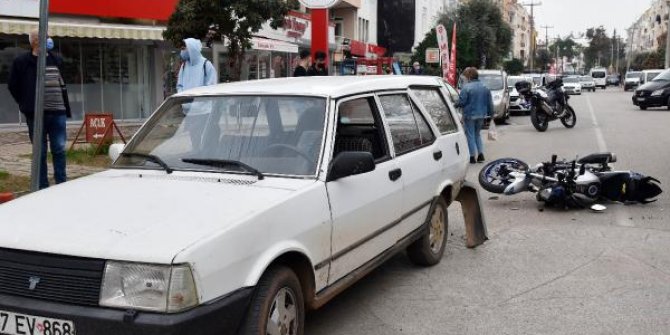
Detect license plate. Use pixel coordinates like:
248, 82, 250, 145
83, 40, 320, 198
637, 97, 646, 102
0, 310, 75, 335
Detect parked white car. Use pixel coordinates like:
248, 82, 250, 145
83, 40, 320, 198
562, 76, 582, 95
0, 76, 487, 335
507, 75, 533, 115
579, 76, 596, 92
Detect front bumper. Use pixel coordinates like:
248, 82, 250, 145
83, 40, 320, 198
564, 87, 581, 95
632, 94, 665, 107
0, 288, 253, 335
509, 98, 530, 113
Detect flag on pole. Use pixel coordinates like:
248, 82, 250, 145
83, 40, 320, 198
447, 23, 458, 86
436, 24, 450, 80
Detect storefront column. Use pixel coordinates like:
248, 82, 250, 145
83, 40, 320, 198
311, 8, 329, 64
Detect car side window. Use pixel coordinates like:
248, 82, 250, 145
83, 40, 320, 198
335, 97, 389, 161
379, 94, 435, 156
411, 87, 458, 134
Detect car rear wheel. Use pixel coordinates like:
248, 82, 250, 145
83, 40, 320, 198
407, 197, 448, 266
239, 266, 305, 335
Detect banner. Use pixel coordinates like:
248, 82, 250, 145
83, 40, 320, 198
447, 23, 458, 87
436, 24, 450, 80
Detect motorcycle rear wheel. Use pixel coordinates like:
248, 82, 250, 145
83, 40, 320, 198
560, 105, 576, 128
530, 107, 549, 132
478, 158, 530, 194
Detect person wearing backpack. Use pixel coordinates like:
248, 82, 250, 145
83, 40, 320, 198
176, 38, 217, 151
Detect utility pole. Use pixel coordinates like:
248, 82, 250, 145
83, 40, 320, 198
30, 0, 49, 192
541, 25, 553, 50
522, 1, 542, 72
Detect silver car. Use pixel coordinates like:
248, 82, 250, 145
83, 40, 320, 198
477, 69, 510, 122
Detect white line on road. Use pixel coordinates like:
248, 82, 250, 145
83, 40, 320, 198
585, 95, 607, 152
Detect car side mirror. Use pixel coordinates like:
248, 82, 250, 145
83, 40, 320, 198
109, 143, 125, 162
327, 151, 375, 182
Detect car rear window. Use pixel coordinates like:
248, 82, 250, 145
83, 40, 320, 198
379, 94, 435, 155
411, 87, 458, 134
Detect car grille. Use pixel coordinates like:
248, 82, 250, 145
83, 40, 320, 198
510, 97, 519, 102
0, 248, 105, 306
637, 90, 651, 97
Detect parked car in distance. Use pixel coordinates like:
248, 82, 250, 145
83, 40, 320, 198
0, 76, 487, 335
624, 71, 642, 91
562, 76, 582, 95
632, 69, 670, 110
606, 74, 620, 86
477, 69, 510, 123
589, 67, 608, 89
579, 76, 596, 92
640, 69, 664, 86
507, 75, 533, 115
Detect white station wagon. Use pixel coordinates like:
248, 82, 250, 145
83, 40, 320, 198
0, 76, 487, 335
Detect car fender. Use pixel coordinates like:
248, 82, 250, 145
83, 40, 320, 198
243, 240, 316, 288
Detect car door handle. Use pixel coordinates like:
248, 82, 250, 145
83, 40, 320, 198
389, 168, 402, 181
433, 150, 443, 161
455, 142, 460, 155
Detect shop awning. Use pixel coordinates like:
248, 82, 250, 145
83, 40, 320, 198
251, 37, 299, 53
0, 18, 165, 40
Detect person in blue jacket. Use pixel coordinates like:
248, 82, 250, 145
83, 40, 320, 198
457, 67, 494, 164
176, 38, 217, 93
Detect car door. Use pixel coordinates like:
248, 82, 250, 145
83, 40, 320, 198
376, 92, 442, 241
410, 86, 465, 185
325, 95, 402, 284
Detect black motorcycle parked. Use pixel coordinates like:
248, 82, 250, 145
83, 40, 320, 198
478, 152, 663, 209
515, 79, 577, 132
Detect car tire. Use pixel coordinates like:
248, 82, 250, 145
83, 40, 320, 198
640, 105, 648, 110
666, 97, 670, 110
407, 197, 448, 267
239, 266, 305, 335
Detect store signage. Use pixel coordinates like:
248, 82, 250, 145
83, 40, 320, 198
252, 38, 299, 53
284, 16, 308, 38
426, 48, 440, 64
436, 24, 450, 79
0, 0, 39, 19
50, 0, 179, 21
298, 0, 341, 9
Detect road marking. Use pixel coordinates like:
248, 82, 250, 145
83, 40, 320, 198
585, 95, 607, 152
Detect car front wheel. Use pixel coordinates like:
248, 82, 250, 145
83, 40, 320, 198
240, 266, 305, 335
407, 197, 448, 266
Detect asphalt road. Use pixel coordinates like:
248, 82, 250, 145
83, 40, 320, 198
305, 87, 670, 335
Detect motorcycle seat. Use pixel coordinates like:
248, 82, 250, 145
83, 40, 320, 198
578, 152, 616, 165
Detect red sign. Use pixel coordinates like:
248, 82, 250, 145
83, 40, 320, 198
350, 40, 367, 56
85, 114, 114, 143
50, 0, 179, 21
367, 44, 387, 57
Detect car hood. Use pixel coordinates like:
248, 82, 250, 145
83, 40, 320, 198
563, 83, 580, 87
0, 170, 308, 263
625, 77, 640, 82
638, 80, 669, 91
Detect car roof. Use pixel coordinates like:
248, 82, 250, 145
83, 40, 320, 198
173, 76, 443, 98
478, 69, 504, 75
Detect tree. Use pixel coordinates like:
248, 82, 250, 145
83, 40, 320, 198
549, 37, 580, 60
503, 58, 524, 75
163, 0, 298, 81
535, 49, 553, 72
412, 0, 512, 71
583, 26, 612, 70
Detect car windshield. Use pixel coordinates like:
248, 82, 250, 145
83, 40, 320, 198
507, 77, 529, 88
532, 77, 542, 86
649, 71, 665, 81
563, 77, 579, 83
591, 71, 606, 78
626, 72, 641, 78
479, 74, 504, 90
579, 76, 593, 82
113, 95, 327, 177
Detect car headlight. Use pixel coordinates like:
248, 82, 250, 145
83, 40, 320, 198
652, 89, 665, 96
100, 262, 198, 313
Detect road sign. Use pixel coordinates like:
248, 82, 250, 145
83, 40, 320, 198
298, 0, 341, 8
85, 114, 114, 143
426, 48, 440, 64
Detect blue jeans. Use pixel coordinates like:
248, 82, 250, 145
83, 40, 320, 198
464, 118, 484, 158
26, 114, 67, 189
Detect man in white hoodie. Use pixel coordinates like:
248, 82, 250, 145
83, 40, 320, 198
176, 38, 217, 92
176, 38, 217, 150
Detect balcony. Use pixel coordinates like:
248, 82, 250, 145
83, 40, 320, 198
333, 0, 361, 9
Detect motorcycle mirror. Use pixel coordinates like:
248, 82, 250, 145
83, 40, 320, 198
579, 164, 586, 175
551, 154, 557, 164
590, 204, 607, 212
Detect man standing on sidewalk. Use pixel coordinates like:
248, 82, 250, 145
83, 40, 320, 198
8, 29, 71, 189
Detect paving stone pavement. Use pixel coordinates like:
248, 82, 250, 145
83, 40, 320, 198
0, 124, 140, 180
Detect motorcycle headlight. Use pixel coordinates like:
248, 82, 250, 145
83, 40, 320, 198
652, 89, 665, 96
100, 262, 198, 313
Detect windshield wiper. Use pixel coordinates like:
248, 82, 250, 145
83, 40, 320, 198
121, 152, 173, 174
182, 158, 265, 180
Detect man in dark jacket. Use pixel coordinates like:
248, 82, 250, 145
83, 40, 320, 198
307, 51, 328, 76
8, 30, 71, 189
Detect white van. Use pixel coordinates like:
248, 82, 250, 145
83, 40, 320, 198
640, 69, 664, 85
589, 67, 608, 89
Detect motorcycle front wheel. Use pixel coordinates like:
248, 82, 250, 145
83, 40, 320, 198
478, 158, 530, 194
560, 105, 577, 128
530, 107, 549, 132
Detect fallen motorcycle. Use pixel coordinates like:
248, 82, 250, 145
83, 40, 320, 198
478, 153, 663, 209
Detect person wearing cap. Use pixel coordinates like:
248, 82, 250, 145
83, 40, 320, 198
409, 61, 424, 75
8, 29, 71, 189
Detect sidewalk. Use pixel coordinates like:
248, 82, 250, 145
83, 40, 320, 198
0, 123, 140, 179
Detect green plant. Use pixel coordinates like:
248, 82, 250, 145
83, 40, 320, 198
0, 170, 9, 180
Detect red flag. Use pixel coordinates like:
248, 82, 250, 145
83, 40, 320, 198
447, 23, 458, 86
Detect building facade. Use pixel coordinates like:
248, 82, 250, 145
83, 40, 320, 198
377, 0, 448, 56
628, 0, 670, 54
